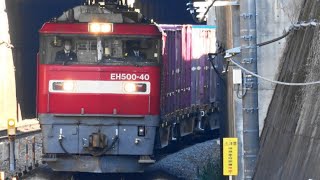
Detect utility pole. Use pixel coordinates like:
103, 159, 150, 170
239, 0, 259, 179
194, 0, 259, 178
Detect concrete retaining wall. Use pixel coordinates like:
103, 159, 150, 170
0, 1, 17, 128
255, 1, 320, 179
210, 0, 301, 179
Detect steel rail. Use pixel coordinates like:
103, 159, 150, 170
0, 124, 41, 142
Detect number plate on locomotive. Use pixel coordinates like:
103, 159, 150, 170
110, 73, 150, 81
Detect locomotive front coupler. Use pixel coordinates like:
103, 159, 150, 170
88, 131, 107, 150
83, 130, 119, 156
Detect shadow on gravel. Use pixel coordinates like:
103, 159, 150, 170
74, 171, 180, 180
21, 166, 73, 180
20, 138, 220, 180
21, 166, 180, 180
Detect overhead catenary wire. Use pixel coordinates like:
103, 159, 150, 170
257, 19, 319, 47
199, 0, 217, 22
257, 30, 291, 47
208, 20, 320, 96
215, 30, 291, 56
208, 53, 225, 77
188, 0, 217, 23
230, 58, 320, 86
218, 19, 320, 86
216, 19, 320, 55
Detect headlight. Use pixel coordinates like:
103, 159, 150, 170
124, 83, 147, 93
89, 23, 101, 33
101, 24, 113, 32
88, 23, 113, 33
52, 81, 74, 92
124, 83, 137, 93
63, 81, 74, 91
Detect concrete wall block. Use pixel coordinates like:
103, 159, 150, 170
0, 0, 18, 128
255, 1, 320, 179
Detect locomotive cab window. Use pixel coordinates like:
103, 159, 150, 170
39, 35, 161, 66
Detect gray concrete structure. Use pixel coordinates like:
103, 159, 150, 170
255, 0, 300, 131
0, 0, 18, 128
255, 1, 320, 178
207, 0, 301, 179
239, 0, 259, 178
210, 0, 300, 132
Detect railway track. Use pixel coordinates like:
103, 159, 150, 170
0, 121, 219, 180
20, 167, 179, 180
0, 121, 41, 142
0, 121, 42, 180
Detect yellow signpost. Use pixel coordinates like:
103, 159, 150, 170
0, 171, 4, 180
7, 118, 16, 172
7, 118, 16, 136
223, 138, 238, 177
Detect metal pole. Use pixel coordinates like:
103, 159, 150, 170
239, 0, 259, 179
32, 136, 36, 167
229, 4, 245, 180
9, 137, 15, 172
0, 171, 4, 180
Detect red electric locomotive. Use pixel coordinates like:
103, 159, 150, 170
37, 2, 161, 173
37, 0, 222, 174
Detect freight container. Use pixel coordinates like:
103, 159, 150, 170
159, 25, 222, 142
160, 25, 217, 114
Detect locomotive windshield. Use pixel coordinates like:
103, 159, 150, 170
39, 35, 161, 65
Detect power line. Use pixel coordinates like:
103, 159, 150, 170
257, 31, 291, 47
228, 20, 320, 86
230, 58, 320, 86
187, 0, 217, 23
199, 0, 217, 22
258, 19, 320, 47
